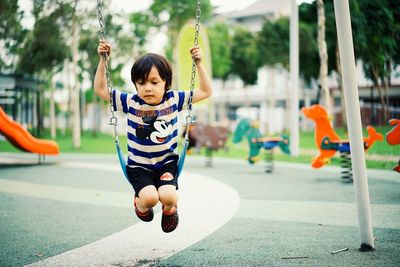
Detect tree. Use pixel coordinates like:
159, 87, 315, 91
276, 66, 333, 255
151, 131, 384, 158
231, 27, 261, 86
357, 0, 397, 123
299, 0, 363, 127
258, 14, 319, 86
389, 0, 400, 67
17, 1, 74, 138
70, 0, 81, 148
258, 18, 290, 69
298, 2, 323, 92
79, 5, 133, 136
257, 18, 290, 133
298, 22, 319, 85
0, 0, 27, 72
129, 12, 154, 56
317, 0, 330, 117
208, 23, 231, 81
17, 6, 71, 75
133, 0, 213, 61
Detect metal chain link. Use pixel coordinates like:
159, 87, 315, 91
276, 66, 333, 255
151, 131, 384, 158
97, 0, 201, 142
187, 1, 201, 116
184, 1, 201, 140
96, 0, 119, 140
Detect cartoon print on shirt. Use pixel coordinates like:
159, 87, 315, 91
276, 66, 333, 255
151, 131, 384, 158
136, 115, 172, 144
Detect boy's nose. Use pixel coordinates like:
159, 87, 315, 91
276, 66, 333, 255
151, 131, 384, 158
144, 84, 152, 91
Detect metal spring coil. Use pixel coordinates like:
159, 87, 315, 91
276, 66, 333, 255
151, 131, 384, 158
205, 148, 213, 167
340, 151, 353, 182
264, 149, 274, 173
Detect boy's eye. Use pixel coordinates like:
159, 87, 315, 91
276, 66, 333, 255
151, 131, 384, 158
151, 81, 158, 85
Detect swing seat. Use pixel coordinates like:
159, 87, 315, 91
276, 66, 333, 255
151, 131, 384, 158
263, 141, 280, 149
177, 140, 189, 177
116, 142, 129, 180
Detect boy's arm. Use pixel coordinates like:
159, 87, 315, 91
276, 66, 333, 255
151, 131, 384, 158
192, 62, 212, 103
94, 59, 110, 101
94, 40, 112, 101
189, 46, 212, 104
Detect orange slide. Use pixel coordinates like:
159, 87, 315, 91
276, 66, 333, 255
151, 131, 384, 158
0, 106, 59, 155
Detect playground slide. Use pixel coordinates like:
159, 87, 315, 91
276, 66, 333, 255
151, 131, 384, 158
0, 107, 59, 155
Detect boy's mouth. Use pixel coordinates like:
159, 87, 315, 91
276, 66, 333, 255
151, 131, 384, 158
157, 137, 166, 143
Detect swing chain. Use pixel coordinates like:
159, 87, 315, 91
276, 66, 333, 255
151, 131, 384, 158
96, 0, 119, 130
185, 1, 201, 137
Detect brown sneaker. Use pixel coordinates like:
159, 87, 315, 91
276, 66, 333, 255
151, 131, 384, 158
161, 205, 179, 233
134, 198, 154, 222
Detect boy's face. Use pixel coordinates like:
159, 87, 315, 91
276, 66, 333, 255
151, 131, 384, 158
135, 66, 166, 105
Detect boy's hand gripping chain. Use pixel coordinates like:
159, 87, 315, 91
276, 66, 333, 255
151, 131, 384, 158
96, 0, 120, 142
184, 1, 201, 142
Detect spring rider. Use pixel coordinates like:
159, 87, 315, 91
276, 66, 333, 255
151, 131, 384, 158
233, 118, 290, 173
386, 118, 400, 172
302, 104, 383, 182
184, 123, 229, 167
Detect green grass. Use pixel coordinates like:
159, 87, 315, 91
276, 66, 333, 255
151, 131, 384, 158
0, 130, 128, 154
0, 126, 398, 170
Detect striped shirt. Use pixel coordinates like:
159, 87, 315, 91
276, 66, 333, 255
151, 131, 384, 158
112, 89, 190, 170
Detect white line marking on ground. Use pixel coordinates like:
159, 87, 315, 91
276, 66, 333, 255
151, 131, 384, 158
202, 157, 400, 183
19, 162, 240, 267
237, 199, 400, 229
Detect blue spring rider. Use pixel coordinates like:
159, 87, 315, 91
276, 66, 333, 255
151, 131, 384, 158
233, 118, 290, 172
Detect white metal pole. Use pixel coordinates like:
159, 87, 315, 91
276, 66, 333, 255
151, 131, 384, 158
290, 0, 299, 156
333, 0, 374, 251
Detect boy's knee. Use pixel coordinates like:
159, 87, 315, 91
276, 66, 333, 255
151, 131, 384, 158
140, 194, 159, 207
159, 195, 177, 207
158, 185, 178, 206
138, 188, 159, 207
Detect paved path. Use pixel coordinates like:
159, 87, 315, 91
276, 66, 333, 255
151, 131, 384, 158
0, 153, 399, 266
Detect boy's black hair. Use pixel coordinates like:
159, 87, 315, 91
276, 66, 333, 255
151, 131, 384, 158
131, 53, 172, 90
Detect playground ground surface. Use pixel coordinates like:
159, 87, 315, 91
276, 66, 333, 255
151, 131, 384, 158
0, 153, 399, 267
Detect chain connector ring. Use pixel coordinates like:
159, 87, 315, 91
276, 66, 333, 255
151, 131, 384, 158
185, 115, 194, 125
109, 116, 118, 126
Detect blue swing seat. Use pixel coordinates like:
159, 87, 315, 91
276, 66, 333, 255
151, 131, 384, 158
116, 139, 188, 181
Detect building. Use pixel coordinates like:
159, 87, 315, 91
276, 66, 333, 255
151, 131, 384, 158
228, 0, 291, 32
210, 0, 400, 134
0, 73, 43, 136
210, 0, 304, 134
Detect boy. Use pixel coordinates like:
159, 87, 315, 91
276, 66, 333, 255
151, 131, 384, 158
94, 40, 212, 232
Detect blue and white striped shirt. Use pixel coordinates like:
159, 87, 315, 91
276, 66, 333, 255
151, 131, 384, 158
112, 89, 190, 170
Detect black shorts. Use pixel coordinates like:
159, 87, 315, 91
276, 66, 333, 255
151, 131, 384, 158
126, 161, 179, 196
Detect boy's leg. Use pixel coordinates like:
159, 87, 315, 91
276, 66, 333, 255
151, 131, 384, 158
156, 162, 179, 232
133, 185, 158, 222
157, 162, 179, 212
159, 183, 179, 233
158, 184, 179, 212
126, 166, 158, 216
135, 185, 159, 213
